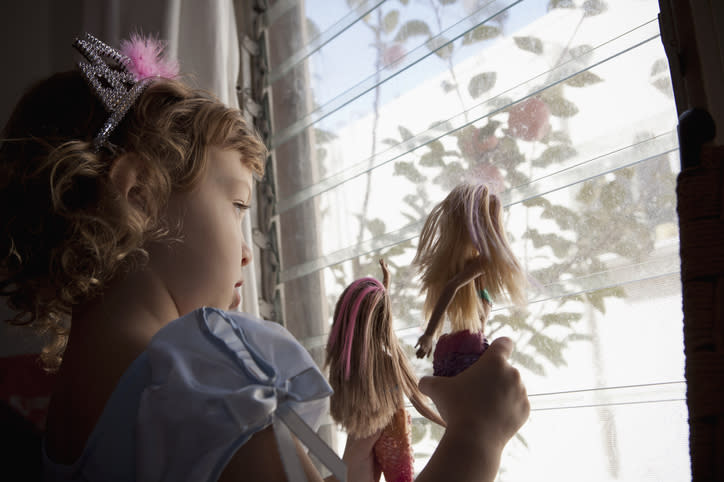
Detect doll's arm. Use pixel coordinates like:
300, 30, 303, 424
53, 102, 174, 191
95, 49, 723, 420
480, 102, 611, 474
379, 258, 390, 290
416, 255, 487, 358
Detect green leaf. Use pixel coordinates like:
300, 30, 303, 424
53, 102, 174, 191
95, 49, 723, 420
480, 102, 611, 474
419, 151, 445, 167
467, 72, 497, 98
652, 77, 673, 97
529, 333, 566, 366
583, 0, 607, 16
383, 10, 400, 34
426, 36, 454, 59
316, 147, 327, 162
650, 58, 668, 77
544, 93, 579, 117
441, 80, 457, 93
438, 0, 456, 4
541, 312, 582, 328
366, 218, 387, 237
398, 125, 414, 141
510, 350, 545, 375
533, 144, 577, 167
306, 18, 321, 41
314, 128, 337, 143
462, 25, 500, 45
544, 130, 572, 144
548, 0, 575, 9
586, 291, 606, 314
523, 229, 574, 257
569, 44, 594, 61
565, 333, 592, 343
429, 120, 454, 132
394, 20, 432, 42
514, 36, 543, 54
542, 205, 578, 230
566, 70, 603, 87
522, 196, 552, 209
411, 421, 427, 444
488, 95, 514, 110
393, 161, 426, 182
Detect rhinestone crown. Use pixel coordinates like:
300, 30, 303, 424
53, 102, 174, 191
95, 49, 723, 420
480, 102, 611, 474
73, 33, 153, 150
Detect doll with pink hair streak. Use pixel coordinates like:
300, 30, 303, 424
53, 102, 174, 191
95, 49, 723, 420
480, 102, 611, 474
414, 182, 527, 376
326, 259, 445, 482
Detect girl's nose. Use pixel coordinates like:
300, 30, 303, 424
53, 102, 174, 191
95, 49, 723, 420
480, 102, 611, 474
241, 238, 252, 267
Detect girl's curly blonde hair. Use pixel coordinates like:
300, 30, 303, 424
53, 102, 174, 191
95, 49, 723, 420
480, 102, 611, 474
0, 71, 267, 370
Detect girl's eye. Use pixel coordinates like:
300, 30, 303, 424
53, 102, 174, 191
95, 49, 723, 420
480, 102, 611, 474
234, 202, 250, 214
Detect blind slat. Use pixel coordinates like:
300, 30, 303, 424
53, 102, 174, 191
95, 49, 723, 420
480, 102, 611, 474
270, 0, 522, 148
276, 20, 662, 212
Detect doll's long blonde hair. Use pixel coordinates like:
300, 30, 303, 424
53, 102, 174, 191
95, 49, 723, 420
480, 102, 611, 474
414, 182, 526, 336
325, 267, 444, 437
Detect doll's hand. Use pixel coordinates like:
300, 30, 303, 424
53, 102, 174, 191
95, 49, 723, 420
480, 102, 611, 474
418, 337, 529, 445
415, 334, 433, 358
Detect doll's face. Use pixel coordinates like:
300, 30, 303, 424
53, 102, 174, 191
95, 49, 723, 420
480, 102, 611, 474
147, 146, 253, 315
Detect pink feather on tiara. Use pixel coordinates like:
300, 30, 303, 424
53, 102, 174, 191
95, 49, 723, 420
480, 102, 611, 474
120, 33, 179, 80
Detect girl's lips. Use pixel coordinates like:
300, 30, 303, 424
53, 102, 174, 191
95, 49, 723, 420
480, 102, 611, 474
230, 283, 243, 310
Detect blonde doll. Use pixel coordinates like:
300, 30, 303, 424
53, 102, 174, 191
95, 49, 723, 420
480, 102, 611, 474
326, 259, 445, 482
414, 183, 527, 376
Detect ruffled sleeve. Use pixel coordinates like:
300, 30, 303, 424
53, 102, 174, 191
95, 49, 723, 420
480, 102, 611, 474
136, 307, 342, 482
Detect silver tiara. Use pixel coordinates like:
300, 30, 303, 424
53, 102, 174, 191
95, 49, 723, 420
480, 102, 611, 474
73, 33, 178, 151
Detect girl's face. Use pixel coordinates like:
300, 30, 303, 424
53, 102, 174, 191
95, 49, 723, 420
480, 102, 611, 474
148, 146, 254, 316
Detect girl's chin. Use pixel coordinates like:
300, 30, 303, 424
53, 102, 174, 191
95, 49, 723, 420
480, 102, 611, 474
229, 288, 242, 310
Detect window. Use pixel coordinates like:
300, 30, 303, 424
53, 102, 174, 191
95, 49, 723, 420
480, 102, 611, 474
258, 0, 687, 479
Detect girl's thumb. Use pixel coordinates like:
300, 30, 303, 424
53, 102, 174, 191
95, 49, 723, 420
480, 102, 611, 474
486, 336, 514, 360
418, 375, 441, 400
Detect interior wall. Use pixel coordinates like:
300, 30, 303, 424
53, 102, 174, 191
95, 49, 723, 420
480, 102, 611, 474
0, 1, 83, 356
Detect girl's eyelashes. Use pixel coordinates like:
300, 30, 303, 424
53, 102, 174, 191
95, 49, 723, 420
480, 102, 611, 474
233, 201, 250, 213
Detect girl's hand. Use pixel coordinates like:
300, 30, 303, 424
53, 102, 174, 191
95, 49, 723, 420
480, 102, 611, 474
415, 334, 434, 358
418, 337, 529, 446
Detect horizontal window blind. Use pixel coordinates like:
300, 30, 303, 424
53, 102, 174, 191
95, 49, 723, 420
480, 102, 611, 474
262, 0, 688, 479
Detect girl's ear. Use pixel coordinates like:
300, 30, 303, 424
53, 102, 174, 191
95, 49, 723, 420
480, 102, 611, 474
109, 154, 141, 200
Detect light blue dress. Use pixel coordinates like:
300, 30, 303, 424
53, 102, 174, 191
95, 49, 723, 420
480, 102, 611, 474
42, 307, 344, 481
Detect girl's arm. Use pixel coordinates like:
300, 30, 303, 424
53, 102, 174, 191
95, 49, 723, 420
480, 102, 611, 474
222, 337, 528, 482
416, 255, 486, 358
416, 337, 529, 482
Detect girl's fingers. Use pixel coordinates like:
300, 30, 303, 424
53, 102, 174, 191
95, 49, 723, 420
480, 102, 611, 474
485, 336, 513, 360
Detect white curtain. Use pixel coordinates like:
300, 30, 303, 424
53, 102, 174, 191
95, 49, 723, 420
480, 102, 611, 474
81, 0, 260, 317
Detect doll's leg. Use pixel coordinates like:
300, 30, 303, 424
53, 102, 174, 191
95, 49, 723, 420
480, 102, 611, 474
372, 407, 414, 482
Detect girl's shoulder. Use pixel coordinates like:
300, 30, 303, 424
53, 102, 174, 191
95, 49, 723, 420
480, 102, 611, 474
43, 307, 332, 482
137, 307, 333, 481
147, 307, 328, 396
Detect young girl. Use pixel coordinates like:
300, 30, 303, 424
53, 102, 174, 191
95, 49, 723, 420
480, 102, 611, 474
414, 183, 527, 377
0, 33, 529, 481
326, 259, 445, 482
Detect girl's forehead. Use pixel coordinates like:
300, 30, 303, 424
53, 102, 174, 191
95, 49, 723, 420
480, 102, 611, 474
207, 147, 253, 188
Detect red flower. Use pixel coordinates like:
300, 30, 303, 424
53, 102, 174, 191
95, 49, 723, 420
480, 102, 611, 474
382, 44, 406, 68
508, 97, 551, 141
470, 162, 505, 194
458, 127, 499, 161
